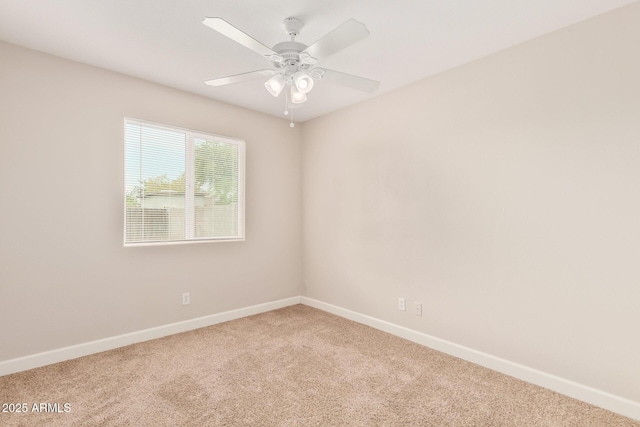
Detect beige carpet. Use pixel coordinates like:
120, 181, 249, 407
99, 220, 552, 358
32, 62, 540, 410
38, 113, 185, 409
0, 304, 638, 426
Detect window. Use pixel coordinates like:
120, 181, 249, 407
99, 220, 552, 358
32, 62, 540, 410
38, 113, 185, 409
124, 119, 245, 245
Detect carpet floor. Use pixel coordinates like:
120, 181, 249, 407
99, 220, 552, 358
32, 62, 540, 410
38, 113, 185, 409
0, 304, 638, 426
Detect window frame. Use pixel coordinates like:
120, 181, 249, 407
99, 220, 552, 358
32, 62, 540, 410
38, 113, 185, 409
123, 118, 245, 247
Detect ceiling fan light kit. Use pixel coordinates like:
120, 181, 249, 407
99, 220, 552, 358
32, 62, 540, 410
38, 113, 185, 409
203, 16, 380, 126
264, 73, 286, 97
290, 86, 308, 104
293, 71, 314, 94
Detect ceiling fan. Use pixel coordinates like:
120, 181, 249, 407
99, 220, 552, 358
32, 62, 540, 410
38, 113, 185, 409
202, 16, 379, 125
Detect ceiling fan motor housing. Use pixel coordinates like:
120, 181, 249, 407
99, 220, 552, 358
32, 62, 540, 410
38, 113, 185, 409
272, 41, 310, 67
272, 17, 313, 73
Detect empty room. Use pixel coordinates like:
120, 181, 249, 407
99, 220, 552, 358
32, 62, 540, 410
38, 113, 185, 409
1, 0, 639, 425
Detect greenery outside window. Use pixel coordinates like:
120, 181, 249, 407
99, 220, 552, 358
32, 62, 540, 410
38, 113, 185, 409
124, 118, 245, 245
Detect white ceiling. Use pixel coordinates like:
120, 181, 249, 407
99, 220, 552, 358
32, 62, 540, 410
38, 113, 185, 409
0, 0, 636, 122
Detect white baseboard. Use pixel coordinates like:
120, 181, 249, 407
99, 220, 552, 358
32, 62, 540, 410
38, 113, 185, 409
300, 297, 640, 422
2, 295, 638, 421
0, 296, 301, 377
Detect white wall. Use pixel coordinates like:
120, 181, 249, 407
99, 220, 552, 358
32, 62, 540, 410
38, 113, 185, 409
302, 3, 640, 403
0, 41, 302, 361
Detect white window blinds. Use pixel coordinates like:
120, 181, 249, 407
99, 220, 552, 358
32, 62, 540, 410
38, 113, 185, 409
124, 119, 245, 245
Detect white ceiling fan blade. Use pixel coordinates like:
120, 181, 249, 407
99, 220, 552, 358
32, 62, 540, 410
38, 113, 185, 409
316, 68, 379, 92
205, 70, 275, 87
203, 17, 277, 58
302, 19, 370, 62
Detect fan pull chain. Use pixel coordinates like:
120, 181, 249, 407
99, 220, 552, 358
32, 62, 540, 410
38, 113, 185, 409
285, 88, 294, 127
284, 88, 289, 116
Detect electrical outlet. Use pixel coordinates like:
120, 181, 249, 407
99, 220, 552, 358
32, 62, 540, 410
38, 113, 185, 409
414, 302, 422, 316
398, 297, 406, 311
182, 293, 190, 306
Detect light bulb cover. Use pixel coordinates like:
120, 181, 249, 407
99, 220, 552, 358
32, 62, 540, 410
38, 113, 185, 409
290, 86, 308, 104
293, 71, 314, 94
264, 73, 286, 97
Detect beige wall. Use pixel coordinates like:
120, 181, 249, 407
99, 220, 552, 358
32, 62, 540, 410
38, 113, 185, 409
0, 41, 302, 361
302, 3, 640, 402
